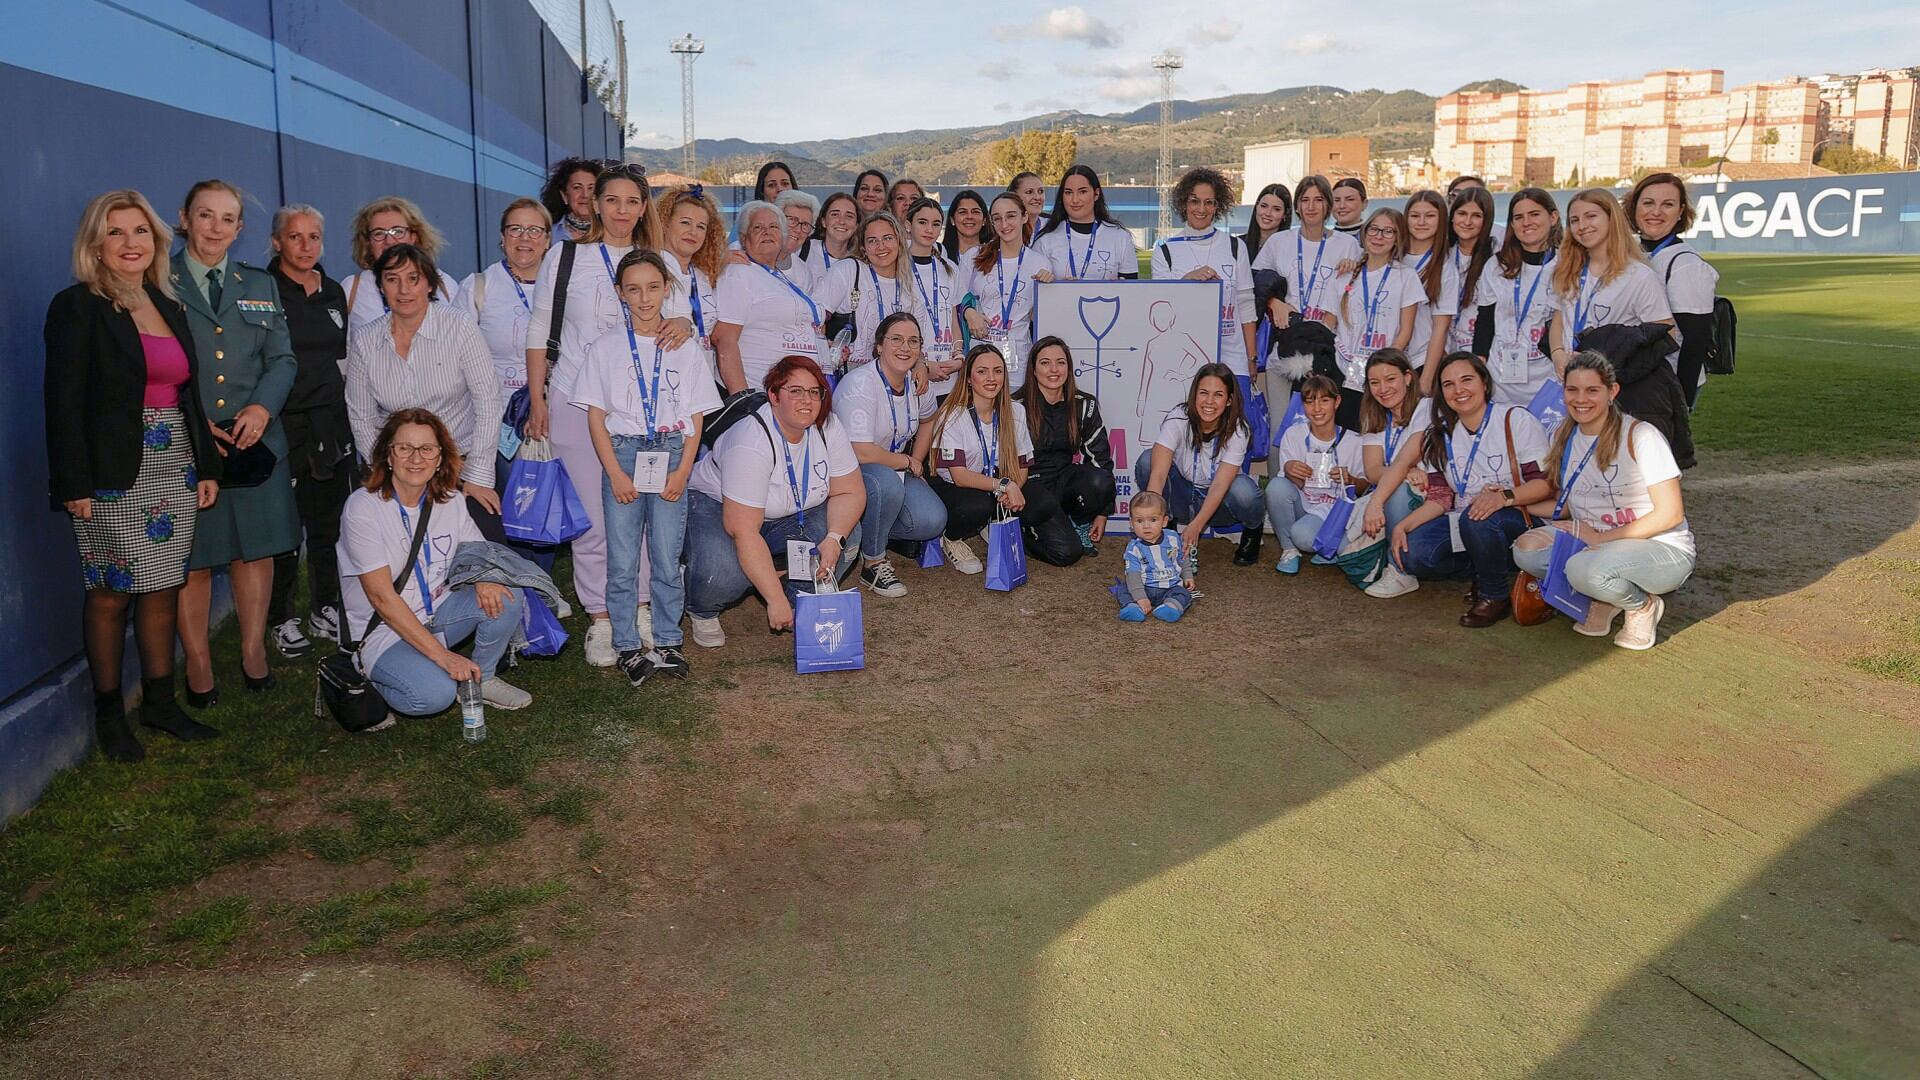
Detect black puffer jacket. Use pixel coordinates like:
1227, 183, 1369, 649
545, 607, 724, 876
1577, 321, 1696, 469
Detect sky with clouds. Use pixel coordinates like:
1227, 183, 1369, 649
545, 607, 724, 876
610, 1, 1917, 148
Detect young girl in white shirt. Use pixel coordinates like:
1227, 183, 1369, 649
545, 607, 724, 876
1441, 186, 1497, 389
903, 197, 963, 394
1328, 207, 1423, 428
1155, 167, 1259, 378
1470, 187, 1562, 405
1512, 351, 1694, 650
1401, 190, 1458, 374
1031, 165, 1139, 282
1545, 188, 1675, 372
1265, 374, 1369, 573
960, 193, 1052, 390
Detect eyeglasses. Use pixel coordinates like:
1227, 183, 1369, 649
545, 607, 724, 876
777, 386, 825, 401
504, 224, 549, 238
366, 226, 414, 242
390, 443, 442, 460
1364, 226, 1399, 238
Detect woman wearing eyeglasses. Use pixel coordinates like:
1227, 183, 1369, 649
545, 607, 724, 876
683, 355, 865, 647
716, 200, 826, 397
1327, 208, 1423, 428
831, 312, 947, 597
460, 199, 551, 480
812, 211, 925, 379
343, 197, 463, 329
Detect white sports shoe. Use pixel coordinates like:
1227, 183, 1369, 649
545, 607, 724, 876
481, 677, 532, 710
688, 614, 726, 648
584, 620, 616, 667
942, 536, 984, 575
308, 605, 341, 646
1614, 594, 1664, 651
1364, 562, 1420, 599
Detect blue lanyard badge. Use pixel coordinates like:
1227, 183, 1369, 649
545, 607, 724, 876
622, 313, 664, 432
1446, 405, 1493, 502
866, 262, 902, 318
1453, 249, 1473, 309
1297, 232, 1329, 311
688, 273, 706, 336
911, 258, 942, 337
1512, 262, 1546, 339
1359, 265, 1393, 340
1413, 249, 1432, 272
1650, 234, 1679, 256
1383, 416, 1402, 462
884, 373, 913, 452
757, 260, 820, 331
996, 249, 1026, 332
1570, 265, 1596, 346
598, 243, 619, 291
770, 414, 815, 521
1553, 431, 1600, 520
394, 496, 436, 615
970, 409, 999, 477
500, 260, 531, 311
1068, 223, 1099, 278
1309, 429, 1345, 456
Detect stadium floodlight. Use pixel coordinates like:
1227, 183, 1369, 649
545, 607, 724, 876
1151, 52, 1184, 234
670, 34, 705, 178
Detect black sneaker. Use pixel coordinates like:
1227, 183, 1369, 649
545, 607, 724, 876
652, 645, 691, 680
860, 559, 908, 597
616, 649, 653, 687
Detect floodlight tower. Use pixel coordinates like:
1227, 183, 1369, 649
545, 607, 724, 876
670, 34, 705, 178
1151, 52, 1184, 234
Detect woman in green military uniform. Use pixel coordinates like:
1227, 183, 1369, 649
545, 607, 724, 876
171, 180, 301, 704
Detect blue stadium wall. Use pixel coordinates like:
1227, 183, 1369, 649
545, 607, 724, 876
0, 0, 620, 821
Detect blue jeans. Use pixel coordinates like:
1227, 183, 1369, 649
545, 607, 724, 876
683, 491, 863, 619
857, 462, 948, 559
367, 585, 526, 716
1263, 482, 1325, 552
1400, 507, 1530, 597
1123, 583, 1194, 612
1512, 527, 1696, 609
1379, 482, 1421, 538
603, 433, 688, 650
1132, 450, 1264, 531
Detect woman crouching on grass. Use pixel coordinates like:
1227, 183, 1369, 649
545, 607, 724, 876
1135, 363, 1265, 566
1512, 351, 1695, 649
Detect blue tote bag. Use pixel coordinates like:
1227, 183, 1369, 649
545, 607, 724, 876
518, 588, 569, 658
1238, 376, 1269, 472
1270, 391, 1305, 449
795, 588, 865, 673
502, 439, 590, 546
1528, 379, 1568, 430
1541, 528, 1592, 622
984, 514, 1028, 592
1310, 486, 1359, 561
917, 538, 945, 569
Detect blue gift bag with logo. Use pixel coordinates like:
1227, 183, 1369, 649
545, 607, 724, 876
518, 588, 569, 658
1541, 528, 1592, 622
795, 588, 865, 673
917, 537, 945, 568
502, 440, 590, 545
1310, 486, 1359, 561
1238, 376, 1269, 472
1270, 391, 1305, 449
984, 515, 1028, 592
1528, 379, 1568, 430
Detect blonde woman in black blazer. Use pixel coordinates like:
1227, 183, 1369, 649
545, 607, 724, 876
45, 189, 223, 762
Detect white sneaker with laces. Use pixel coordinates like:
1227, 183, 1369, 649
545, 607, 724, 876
1573, 601, 1622, 638
584, 619, 616, 667
1364, 562, 1420, 599
309, 605, 341, 646
942, 537, 984, 575
1613, 594, 1665, 651
481, 677, 532, 710
272, 618, 313, 658
688, 614, 726, 648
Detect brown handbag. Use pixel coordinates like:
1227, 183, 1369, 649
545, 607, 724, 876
1500, 408, 1554, 625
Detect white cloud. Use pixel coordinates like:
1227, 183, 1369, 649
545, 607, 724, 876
1094, 76, 1161, 103
1281, 32, 1349, 55
731, 56, 757, 67
993, 6, 1121, 47
1022, 97, 1075, 113
1061, 60, 1147, 79
979, 60, 1022, 82
628, 131, 674, 148
994, 102, 1014, 113
1187, 19, 1241, 45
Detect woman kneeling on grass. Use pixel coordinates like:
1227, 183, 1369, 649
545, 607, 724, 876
1135, 363, 1265, 566
1512, 351, 1694, 649
831, 311, 947, 596
339, 408, 530, 719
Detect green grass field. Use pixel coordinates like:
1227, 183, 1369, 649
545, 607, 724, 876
4, 254, 1920, 1078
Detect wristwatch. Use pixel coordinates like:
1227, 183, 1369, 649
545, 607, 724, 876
995, 478, 1010, 497
824, 531, 845, 547
1501, 488, 1515, 507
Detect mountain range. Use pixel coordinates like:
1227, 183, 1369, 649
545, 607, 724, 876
627, 81, 1519, 186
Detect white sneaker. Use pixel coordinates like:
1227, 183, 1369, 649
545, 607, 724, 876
1614, 594, 1664, 651
1573, 601, 1622, 637
272, 618, 313, 658
481, 677, 532, 710
1364, 562, 1420, 599
636, 602, 655, 649
584, 620, 616, 667
942, 536, 984, 575
308, 605, 341, 646
688, 614, 726, 648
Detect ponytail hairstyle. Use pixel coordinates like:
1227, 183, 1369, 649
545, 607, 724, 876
1182, 362, 1247, 461
1403, 189, 1451, 305
1037, 164, 1120, 239
1015, 336, 1081, 451
974, 192, 1030, 274
1495, 187, 1562, 279
1358, 348, 1423, 435
1420, 351, 1497, 478
942, 189, 989, 261
1545, 350, 1627, 480
1552, 187, 1646, 298
1448, 186, 1498, 307
930, 343, 1025, 483
1338, 207, 1407, 325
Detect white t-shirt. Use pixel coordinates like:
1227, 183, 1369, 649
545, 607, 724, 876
934, 405, 1035, 483
1154, 406, 1250, 486
337, 487, 485, 673
1553, 259, 1673, 346
832, 362, 938, 454
956, 245, 1045, 389
1402, 251, 1461, 369
1360, 398, 1433, 478
1155, 228, 1257, 366
568, 327, 721, 437
459, 261, 536, 404
812, 259, 929, 385
787, 238, 847, 295
1648, 240, 1718, 375
1329, 262, 1424, 390
1249, 227, 1362, 323
660, 253, 719, 359
1423, 403, 1549, 510
1446, 249, 1488, 353
1554, 420, 1694, 557
523, 241, 632, 398
1275, 422, 1367, 516
1032, 220, 1137, 282
907, 252, 962, 373
687, 403, 857, 519
714, 259, 823, 391
347, 267, 463, 330
1477, 257, 1559, 405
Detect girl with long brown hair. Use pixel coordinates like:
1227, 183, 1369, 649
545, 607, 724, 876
1014, 337, 1114, 556
1470, 187, 1563, 404
1136, 362, 1265, 565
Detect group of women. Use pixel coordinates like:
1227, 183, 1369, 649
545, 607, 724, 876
46, 156, 1711, 761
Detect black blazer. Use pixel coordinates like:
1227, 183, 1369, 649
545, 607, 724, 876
44, 281, 223, 507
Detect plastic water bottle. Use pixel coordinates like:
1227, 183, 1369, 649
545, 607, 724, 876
458, 675, 486, 742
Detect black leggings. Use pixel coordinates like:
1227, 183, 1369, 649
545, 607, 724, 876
1030, 462, 1116, 526
928, 474, 1083, 567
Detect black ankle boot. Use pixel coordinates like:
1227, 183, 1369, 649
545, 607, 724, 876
94, 690, 144, 763
1233, 527, 1264, 566
245, 670, 276, 693
139, 676, 220, 742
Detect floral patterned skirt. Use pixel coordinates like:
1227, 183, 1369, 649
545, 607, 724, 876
71, 408, 199, 593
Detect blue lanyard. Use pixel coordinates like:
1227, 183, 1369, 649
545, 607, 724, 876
597, 243, 620, 293
622, 313, 664, 433
768, 413, 814, 522
1412, 248, 1432, 272
1453, 248, 1473, 309
499, 260, 531, 311
394, 495, 435, 616
1383, 416, 1403, 462
1446, 405, 1494, 502
883, 370, 914, 452
970, 408, 999, 477
1570, 265, 1597, 344
1296, 232, 1329, 310
1554, 430, 1600, 520
866, 262, 903, 317
755, 259, 819, 328
687, 268, 706, 336
911, 257, 942, 338
1511, 260, 1548, 338
1357, 264, 1394, 339
1649, 234, 1679, 256
1067, 223, 1099, 278
1308, 428, 1345, 456
996, 249, 1026, 331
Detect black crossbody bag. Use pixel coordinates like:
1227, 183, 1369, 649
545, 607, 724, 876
315, 495, 432, 732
